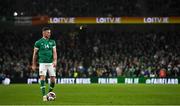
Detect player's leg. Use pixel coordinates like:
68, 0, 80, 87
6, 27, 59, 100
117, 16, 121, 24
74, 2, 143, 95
39, 63, 47, 101
48, 64, 56, 92
40, 75, 47, 101
40, 75, 46, 96
49, 76, 56, 92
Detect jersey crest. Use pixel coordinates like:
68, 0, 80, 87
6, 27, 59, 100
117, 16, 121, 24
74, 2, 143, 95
44, 44, 49, 48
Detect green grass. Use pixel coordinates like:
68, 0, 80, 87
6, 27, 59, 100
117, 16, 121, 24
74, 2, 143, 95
0, 84, 180, 105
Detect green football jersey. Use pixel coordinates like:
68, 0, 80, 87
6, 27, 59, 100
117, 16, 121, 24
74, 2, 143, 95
34, 37, 56, 63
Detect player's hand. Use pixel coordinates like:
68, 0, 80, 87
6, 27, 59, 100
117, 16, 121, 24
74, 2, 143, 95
53, 61, 57, 68
32, 64, 36, 71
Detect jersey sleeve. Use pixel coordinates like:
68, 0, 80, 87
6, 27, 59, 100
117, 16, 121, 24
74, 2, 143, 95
34, 41, 40, 49
53, 40, 56, 48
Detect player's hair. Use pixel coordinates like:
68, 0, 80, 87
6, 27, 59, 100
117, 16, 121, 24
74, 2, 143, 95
42, 27, 50, 32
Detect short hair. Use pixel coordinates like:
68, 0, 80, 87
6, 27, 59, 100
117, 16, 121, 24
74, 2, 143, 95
42, 27, 50, 32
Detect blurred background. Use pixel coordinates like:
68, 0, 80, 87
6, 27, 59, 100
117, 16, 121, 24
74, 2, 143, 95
0, 0, 180, 83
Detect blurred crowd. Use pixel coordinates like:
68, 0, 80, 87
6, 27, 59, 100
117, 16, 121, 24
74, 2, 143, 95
0, 28, 179, 79
1, 0, 180, 17
0, 0, 180, 82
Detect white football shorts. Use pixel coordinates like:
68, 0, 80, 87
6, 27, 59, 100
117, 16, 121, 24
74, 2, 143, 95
39, 63, 56, 76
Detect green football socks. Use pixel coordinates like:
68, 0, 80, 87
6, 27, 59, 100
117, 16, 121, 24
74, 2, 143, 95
40, 80, 55, 96
49, 82, 55, 92
40, 80, 46, 96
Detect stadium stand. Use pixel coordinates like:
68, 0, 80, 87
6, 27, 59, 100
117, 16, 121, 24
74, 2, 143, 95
0, 0, 180, 80
0, 28, 179, 79
1, 0, 180, 16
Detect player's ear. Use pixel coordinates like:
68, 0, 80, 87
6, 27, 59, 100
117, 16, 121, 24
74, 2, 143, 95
42, 31, 44, 35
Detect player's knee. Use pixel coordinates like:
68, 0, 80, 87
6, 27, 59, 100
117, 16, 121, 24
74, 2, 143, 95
40, 75, 46, 80
50, 77, 56, 83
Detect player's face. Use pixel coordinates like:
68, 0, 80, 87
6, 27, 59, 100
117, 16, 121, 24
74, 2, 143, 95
43, 30, 51, 39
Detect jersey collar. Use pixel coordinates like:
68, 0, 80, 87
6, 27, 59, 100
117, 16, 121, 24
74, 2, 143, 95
42, 37, 49, 41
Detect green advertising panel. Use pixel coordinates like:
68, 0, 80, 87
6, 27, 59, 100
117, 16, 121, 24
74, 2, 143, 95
27, 77, 180, 84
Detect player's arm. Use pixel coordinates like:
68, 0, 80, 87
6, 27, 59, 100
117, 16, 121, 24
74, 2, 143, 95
32, 47, 38, 71
53, 47, 57, 67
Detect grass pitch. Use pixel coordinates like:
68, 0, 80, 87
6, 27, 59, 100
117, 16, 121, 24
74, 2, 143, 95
0, 84, 180, 105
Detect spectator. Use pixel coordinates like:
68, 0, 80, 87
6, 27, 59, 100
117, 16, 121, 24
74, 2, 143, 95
1, 0, 180, 16
0, 29, 179, 79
